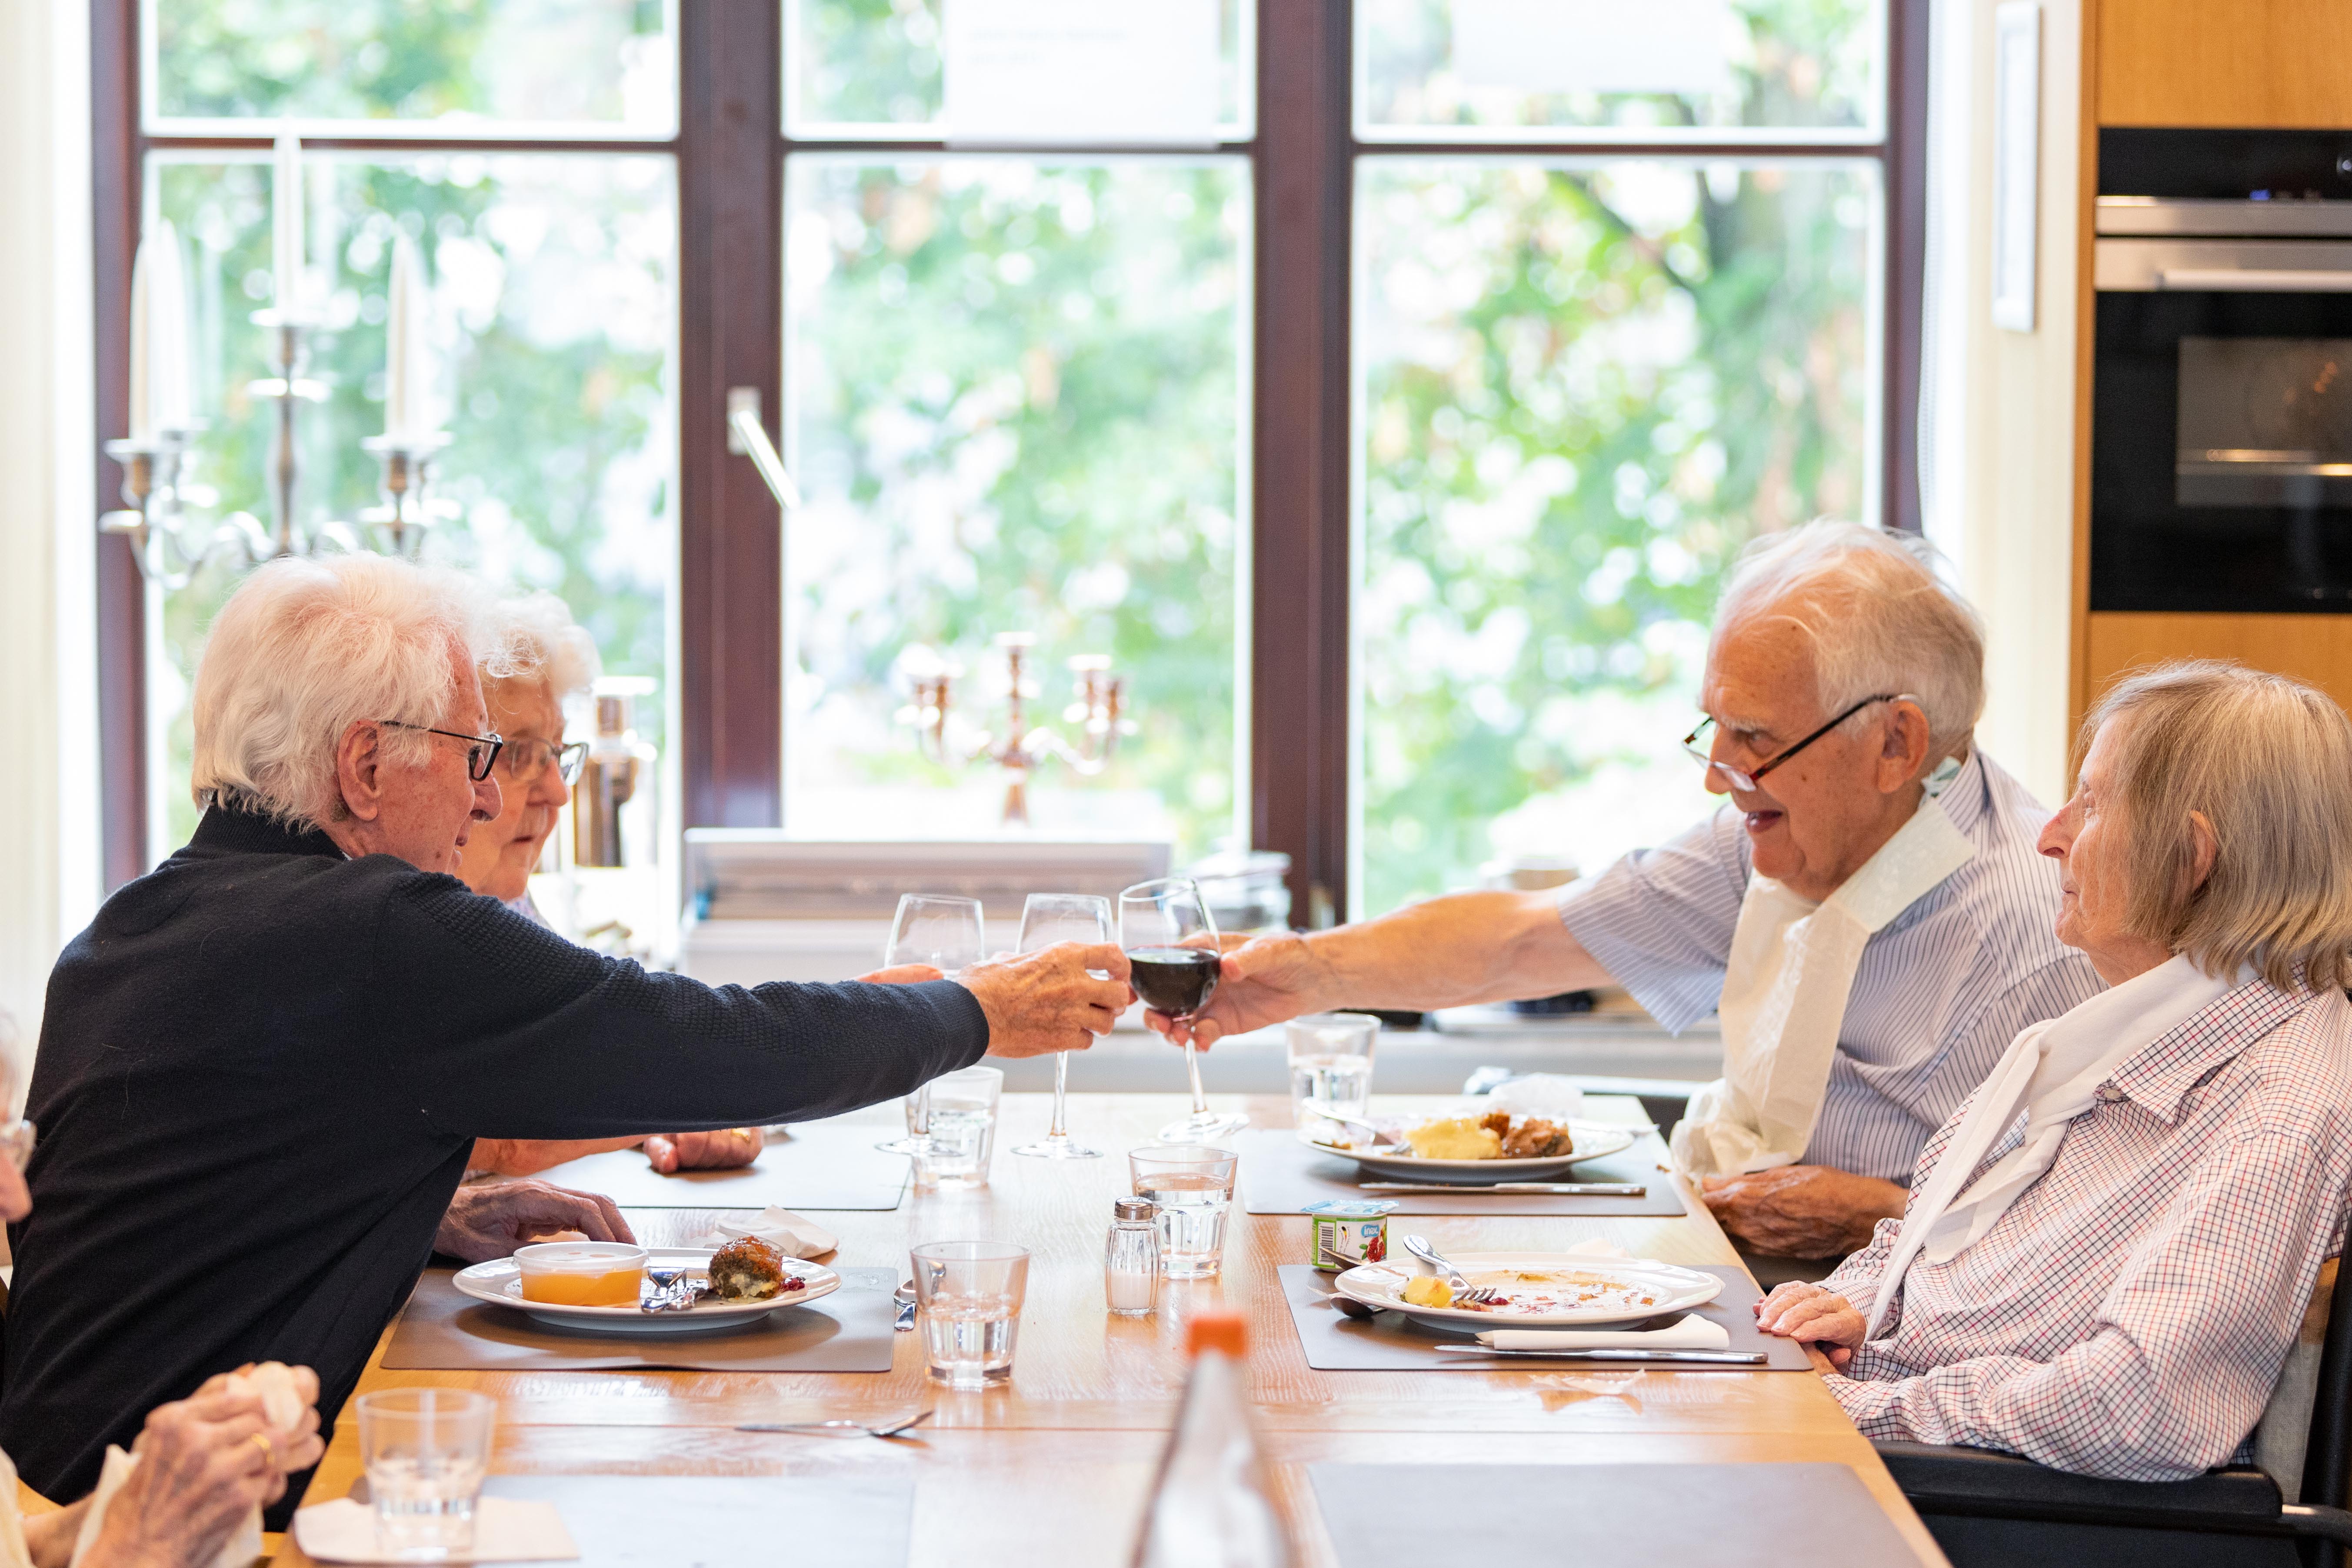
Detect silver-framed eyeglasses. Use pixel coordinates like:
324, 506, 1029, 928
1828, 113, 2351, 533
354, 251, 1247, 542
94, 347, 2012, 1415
1682, 693, 1913, 793
497, 738, 589, 787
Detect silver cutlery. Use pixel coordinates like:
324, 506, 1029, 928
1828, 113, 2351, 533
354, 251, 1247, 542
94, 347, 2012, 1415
893, 1279, 918, 1332
640, 1268, 708, 1314
1299, 1100, 1392, 1146
1398, 1235, 1500, 1303
1432, 1346, 1765, 1365
1359, 1181, 1646, 1196
737, 1408, 935, 1439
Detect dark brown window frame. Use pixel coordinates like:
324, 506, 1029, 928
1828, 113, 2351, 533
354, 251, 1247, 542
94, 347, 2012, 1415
90, 0, 1926, 926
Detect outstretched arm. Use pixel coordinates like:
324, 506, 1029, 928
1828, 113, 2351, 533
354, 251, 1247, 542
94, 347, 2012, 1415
1156, 889, 1612, 1047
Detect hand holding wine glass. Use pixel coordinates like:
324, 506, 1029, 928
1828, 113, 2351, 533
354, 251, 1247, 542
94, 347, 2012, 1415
1011, 893, 1114, 1160
1119, 878, 1247, 1142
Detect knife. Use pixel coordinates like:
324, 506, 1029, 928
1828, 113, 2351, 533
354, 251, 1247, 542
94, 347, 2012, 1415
1356, 1181, 1646, 1196
1433, 1346, 1765, 1365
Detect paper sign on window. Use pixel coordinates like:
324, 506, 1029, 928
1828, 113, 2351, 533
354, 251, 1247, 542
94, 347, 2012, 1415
943, 0, 1220, 146
1450, 0, 1735, 98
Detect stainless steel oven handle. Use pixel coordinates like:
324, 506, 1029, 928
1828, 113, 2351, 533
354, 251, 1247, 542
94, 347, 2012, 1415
2158, 267, 2352, 292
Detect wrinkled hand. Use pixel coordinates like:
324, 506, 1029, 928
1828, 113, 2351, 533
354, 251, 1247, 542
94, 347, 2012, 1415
644, 1128, 763, 1172
1754, 1281, 1869, 1371
859, 963, 945, 985
78, 1369, 325, 1568
1144, 930, 1327, 1049
961, 942, 1133, 1058
1699, 1165, 1903, 1258
434, 1179, 634, 1263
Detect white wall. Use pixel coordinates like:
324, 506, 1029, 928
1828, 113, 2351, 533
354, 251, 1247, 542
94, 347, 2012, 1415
0, 0, 103, 1086
1921, 0, 2086, 810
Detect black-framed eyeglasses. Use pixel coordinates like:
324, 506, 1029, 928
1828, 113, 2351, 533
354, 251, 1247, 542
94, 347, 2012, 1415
1682, 693, 1913, 793
498, 738, 590, 786
380, 720, 505, 782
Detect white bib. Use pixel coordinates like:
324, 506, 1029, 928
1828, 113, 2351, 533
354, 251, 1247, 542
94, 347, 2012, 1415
1671, 789, 1977, 1178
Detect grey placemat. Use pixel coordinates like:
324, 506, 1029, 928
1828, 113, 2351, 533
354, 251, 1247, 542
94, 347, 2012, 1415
381, 1265, 899, 1372
336, 1475, 913, 1565
522, 1118, 909, 1210
1277, 1263, 1814, 1370
1311, 1463, 1928, 1566
1235, 1128, 1686, 1216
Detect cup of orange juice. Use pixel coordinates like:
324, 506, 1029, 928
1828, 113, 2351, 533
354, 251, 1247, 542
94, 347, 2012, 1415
514, 1241, 649, 1307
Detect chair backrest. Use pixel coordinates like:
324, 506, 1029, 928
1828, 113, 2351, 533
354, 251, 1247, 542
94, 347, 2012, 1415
2253, 1254, 2352, 1503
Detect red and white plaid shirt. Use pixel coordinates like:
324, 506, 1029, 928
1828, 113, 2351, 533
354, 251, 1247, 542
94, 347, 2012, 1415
1820, 978, 2352, 1480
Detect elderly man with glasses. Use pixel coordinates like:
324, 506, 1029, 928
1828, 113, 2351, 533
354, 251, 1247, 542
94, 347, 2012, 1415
3, 553, 1131, 1524
1156, 521, 2102, 1275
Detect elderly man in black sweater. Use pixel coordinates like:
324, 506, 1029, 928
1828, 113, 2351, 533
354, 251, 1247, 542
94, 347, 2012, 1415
2, 553, 1131, 1522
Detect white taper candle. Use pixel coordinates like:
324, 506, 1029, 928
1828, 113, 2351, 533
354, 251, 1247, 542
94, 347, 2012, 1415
384, 233, 421, 439
272, 127, 305, 314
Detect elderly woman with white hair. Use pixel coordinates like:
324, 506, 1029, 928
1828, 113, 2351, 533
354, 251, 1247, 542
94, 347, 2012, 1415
1160, 520, 2101, 1268
1758, 661, 2352, 1479
1, 554, 1130, 1524
453, 591, 760, 1179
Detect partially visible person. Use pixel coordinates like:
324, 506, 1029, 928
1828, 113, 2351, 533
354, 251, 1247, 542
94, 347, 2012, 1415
451, 592, 761, 1181
2, 554, 1128, 1523
1758, 662, 2352, 1480
0, 1024, 326, 1568
1151, 522, 2101, 1263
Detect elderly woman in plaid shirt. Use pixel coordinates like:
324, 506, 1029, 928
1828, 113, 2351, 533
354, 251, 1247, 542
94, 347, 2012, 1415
1757, 660, 2352, 1480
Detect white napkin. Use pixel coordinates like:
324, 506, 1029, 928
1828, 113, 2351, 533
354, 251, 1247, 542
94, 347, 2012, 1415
1477, 1316, 1732, 1352
292, 1498, 578, 1564
701, 1205, 838, 1259
69, 1361, 306, 1568
1484, 1073, 1585, 1122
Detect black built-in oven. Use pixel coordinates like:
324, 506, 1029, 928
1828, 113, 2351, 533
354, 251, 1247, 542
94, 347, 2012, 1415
2094, 130, 2352, 611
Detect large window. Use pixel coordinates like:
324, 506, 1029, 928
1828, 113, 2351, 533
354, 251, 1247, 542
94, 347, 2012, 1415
1350, 0, 1890, 915
96, 1, 1918, 921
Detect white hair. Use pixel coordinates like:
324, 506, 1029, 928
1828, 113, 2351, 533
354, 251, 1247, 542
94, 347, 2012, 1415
481, 591, 599, 704
1713, 520, 1987, 763
190, 554, 510, 831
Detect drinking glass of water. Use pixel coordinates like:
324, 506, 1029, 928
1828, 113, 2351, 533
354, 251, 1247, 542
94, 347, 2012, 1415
1129, 1143, 1238, 1279
875, 894, 986, 1157
910, 1240, 1030, 1388
356, 1388, 495, 1561
1286, 1012, 1380, 1128
911, 1064, 1002, 1190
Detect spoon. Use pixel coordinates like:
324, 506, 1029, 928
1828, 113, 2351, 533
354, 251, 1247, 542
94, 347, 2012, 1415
1401, 1234, 1469, 1290
1300, 1101, 1388, 1146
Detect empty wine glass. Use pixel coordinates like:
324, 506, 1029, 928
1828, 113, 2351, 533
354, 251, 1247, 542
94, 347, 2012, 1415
1119, 877, 1245, 1143
1011, 893, 1113, 1160
876, 894, 986, 1156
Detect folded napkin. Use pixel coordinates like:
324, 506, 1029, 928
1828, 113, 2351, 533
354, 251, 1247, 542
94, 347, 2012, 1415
1478, 1316, 1731, 1352
70, 1363, 306, 1568
292, 1498, 578, 1564
701, 1205, 838, 1259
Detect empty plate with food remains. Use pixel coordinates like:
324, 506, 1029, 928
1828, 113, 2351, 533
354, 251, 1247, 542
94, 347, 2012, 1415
1332, 1251, 1723, 1331
1301, 1106, 1639, 1183
454, 1239, 840, 1335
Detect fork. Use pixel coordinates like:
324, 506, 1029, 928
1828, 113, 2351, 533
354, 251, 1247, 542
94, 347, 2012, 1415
736, 1408, 935, 1439
1400, 1235, 1500, 1305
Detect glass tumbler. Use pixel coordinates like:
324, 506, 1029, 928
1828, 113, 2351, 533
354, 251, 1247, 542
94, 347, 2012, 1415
1129, 1143, 1238, 1279
356, 1388, 496, 1561
911, 1065, 1003, 1190
911, 1240, 1030, 1388
1286, 1011, 1380, 1127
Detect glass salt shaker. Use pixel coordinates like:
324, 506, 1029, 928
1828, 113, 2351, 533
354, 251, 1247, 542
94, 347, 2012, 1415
1106, 1195, 1160, 1317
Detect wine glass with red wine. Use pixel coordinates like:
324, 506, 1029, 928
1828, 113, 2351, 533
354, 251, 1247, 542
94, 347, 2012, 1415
1119, 877, 1246, 1143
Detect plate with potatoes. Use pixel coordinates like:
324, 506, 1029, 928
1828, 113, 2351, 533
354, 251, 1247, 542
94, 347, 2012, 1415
1331, 1252, 1722, 1330
1301, 1108, 1638, 1184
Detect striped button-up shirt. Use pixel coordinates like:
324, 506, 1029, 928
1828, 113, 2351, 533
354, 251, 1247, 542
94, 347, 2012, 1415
1821, 979, 2352, 1480
1559, 749, 2102, 1181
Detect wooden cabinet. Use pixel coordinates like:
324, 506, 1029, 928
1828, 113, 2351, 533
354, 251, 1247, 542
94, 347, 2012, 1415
2083, 613, 2352, 711
2097, 0, 2352, 128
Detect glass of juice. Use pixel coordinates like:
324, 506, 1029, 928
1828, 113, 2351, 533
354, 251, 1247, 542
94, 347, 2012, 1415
513, 1242, 649, 1307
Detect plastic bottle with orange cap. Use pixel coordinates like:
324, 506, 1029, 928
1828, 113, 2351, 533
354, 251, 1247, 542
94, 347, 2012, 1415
1131, 1308, 1294, 1568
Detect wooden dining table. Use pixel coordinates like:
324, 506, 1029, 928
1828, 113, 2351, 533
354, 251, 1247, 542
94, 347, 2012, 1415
274, 1092, 1949, 1566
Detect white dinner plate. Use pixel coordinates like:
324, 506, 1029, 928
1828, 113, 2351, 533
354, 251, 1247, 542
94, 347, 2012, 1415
1332, 1251, 1722, 1331
1301, 1118, 1638, 1183
453, 1248, 840, 1335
